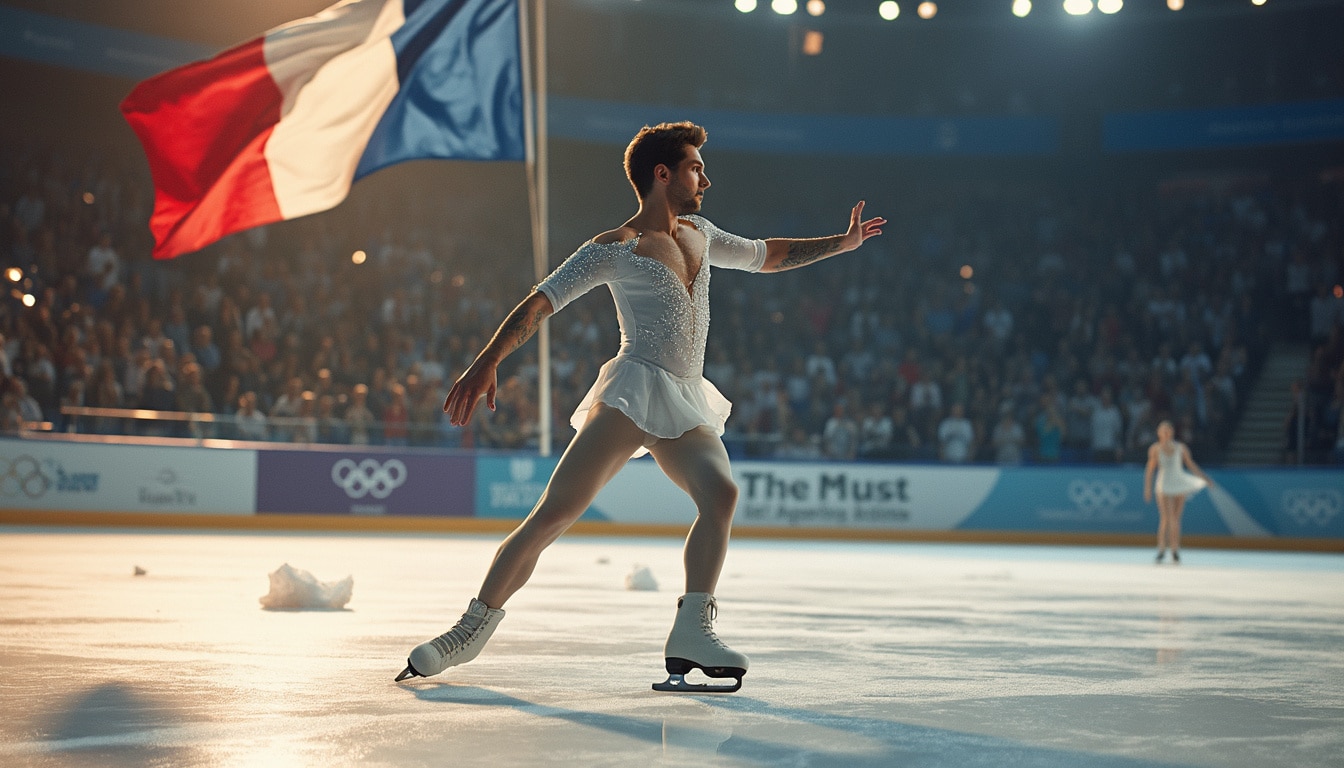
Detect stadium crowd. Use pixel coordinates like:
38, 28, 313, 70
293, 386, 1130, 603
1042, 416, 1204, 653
2, 141, 1341, 466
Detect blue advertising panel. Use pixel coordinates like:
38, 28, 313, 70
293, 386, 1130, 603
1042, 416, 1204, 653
474, 454, 611, 520
256, 449, 473, 516
0, 6, 212, 80
550, 96, 1060, 157
1104, 98, 1344, 152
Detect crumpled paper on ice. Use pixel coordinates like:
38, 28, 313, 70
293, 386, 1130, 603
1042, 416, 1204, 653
259, 563, 353, 610
624, 564, 658, 591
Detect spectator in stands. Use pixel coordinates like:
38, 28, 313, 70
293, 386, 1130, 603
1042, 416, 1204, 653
1091, 389, 1125, 464
191, 325, 222, 374
345, 384, 376, 445
316, 394, 348, 444
137, 361, 176, 435
1035, 396, 1066, 463
382, 382, 410, 447
234, 391, 269, 441
85, 233, 119, 308
821, 400, 859, 460
11, 378, 43, 426
0, 392, 22, 433
991, 407, 1026, 465
87, 360, 124, 434
888, 405, 924, 461
270, 376, 305, 442
175, 362, 214, 437
859, 401, 893, 459
291, 391, 318, 444
937, 403, 975, 463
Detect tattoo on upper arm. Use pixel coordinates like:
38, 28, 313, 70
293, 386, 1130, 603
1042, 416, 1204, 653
779, 237, 841, 269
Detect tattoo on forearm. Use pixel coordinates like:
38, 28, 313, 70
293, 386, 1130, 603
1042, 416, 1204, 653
779, 237, 842, 269
496, 306, 544, 353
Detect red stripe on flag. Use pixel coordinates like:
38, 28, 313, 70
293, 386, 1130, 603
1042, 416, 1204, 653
121, 38, 284, 259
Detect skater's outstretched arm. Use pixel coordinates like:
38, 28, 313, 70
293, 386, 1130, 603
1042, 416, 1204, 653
759, 201, 885, 273
443, 291, 553, 426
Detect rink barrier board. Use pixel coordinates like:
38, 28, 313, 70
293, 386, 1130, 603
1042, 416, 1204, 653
3, 510, 1343, 553
2, 438, 1341, 546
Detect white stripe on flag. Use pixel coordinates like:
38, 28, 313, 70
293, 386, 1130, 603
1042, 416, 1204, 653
264, 0, 405, 218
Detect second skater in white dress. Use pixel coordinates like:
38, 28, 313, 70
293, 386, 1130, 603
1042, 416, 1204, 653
1143, 420, 1212, 564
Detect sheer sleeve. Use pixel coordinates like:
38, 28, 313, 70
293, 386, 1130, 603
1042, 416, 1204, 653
685, 215, 766, 273
535, 242, 622, 313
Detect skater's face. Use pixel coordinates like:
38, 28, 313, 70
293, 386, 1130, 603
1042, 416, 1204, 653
1157, 421, 1174, 441
664, 145, 710, 214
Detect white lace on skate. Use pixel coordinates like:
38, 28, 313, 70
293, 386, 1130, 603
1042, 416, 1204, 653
699, 598, 730, 650
428, 609, 487, 658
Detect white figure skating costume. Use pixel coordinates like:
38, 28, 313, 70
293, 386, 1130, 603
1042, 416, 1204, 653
397, 216, 760, 690
536, 214, 766, 457
1155, 442, 1207, 497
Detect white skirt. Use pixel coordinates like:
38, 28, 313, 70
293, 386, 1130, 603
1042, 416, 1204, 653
570, 356, 732, 459
1157, 469, 1208, 497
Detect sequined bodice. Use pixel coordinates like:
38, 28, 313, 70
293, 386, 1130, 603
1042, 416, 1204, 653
535, 215, 766, 381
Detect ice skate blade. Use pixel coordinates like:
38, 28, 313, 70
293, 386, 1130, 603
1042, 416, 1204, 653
394, 663, 422, 682
652, 673, 742, 693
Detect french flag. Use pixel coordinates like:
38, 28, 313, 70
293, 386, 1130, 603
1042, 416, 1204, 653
121, 0, 525, 260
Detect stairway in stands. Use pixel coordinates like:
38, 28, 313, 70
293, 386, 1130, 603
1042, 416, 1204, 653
1225, 343, 1311, 466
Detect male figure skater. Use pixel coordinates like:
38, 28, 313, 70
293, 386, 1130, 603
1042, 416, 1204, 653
396, 122, 884, 692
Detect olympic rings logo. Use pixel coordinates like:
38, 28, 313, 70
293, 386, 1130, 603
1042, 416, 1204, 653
1280, 489, 1342, 527
330, 459, 408, 500
0, 455, 52, 498
1067, 480, 1127, 513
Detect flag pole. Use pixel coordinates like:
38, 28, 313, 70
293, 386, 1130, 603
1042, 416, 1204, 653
519, 0, 551, 457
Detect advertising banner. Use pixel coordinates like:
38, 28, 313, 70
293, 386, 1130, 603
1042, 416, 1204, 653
256, 449, 473, 516
1213, 470, 1344, 538
581, 460, 1001, 530
0, 438, 255, 514
474, 454, 570, 519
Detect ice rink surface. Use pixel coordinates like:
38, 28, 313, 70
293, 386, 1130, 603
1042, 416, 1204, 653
1, 528, 1341, 768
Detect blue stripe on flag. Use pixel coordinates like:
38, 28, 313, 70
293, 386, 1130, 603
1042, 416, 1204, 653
355, 0, 525, 177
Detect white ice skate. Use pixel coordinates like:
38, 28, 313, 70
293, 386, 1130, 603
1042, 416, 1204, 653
395, 598, 505, 681
653, 592, 749, 693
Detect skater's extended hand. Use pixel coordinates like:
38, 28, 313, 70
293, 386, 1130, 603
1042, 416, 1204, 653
840, 201, 885, 253
444, 359, 497, 426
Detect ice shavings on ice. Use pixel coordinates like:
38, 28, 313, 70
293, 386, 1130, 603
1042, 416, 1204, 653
259, 563, 353, 610
624, 564, 658, 591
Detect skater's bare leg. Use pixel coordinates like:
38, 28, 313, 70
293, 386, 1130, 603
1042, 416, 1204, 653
476, 404, 647, 608
648, 427, 738, 595
1156, 495, 1172, 552
1168, 496, 1186, 555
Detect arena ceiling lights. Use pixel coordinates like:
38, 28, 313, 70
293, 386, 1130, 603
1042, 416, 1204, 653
723, 0, 1281, 21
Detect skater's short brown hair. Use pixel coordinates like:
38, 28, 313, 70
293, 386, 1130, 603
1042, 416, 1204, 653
624, 122, 707, 201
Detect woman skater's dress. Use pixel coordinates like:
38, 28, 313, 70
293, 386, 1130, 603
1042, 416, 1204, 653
1156, 443, 1207, 497
535, 215, 766, 457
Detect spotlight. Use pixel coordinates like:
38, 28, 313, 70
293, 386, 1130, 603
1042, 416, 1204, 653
1097, 0, 1121, 12
959, 265, 974, 279
81, 192, 95, 204
1012, 0, 1031, 17
1167, 0, 1183, 9
772, 0, 798, 14
5, 267, 21, 283
806, 0, 825, 15
917, 1, 936, 18
351, 250, 367, 264
736, 0, 758, 11
803, 29, 823, 55
22, 293, 36, 307
1251, 0, 1266, 5
1063, 0, 1092, 14
879, 0, 900, 19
